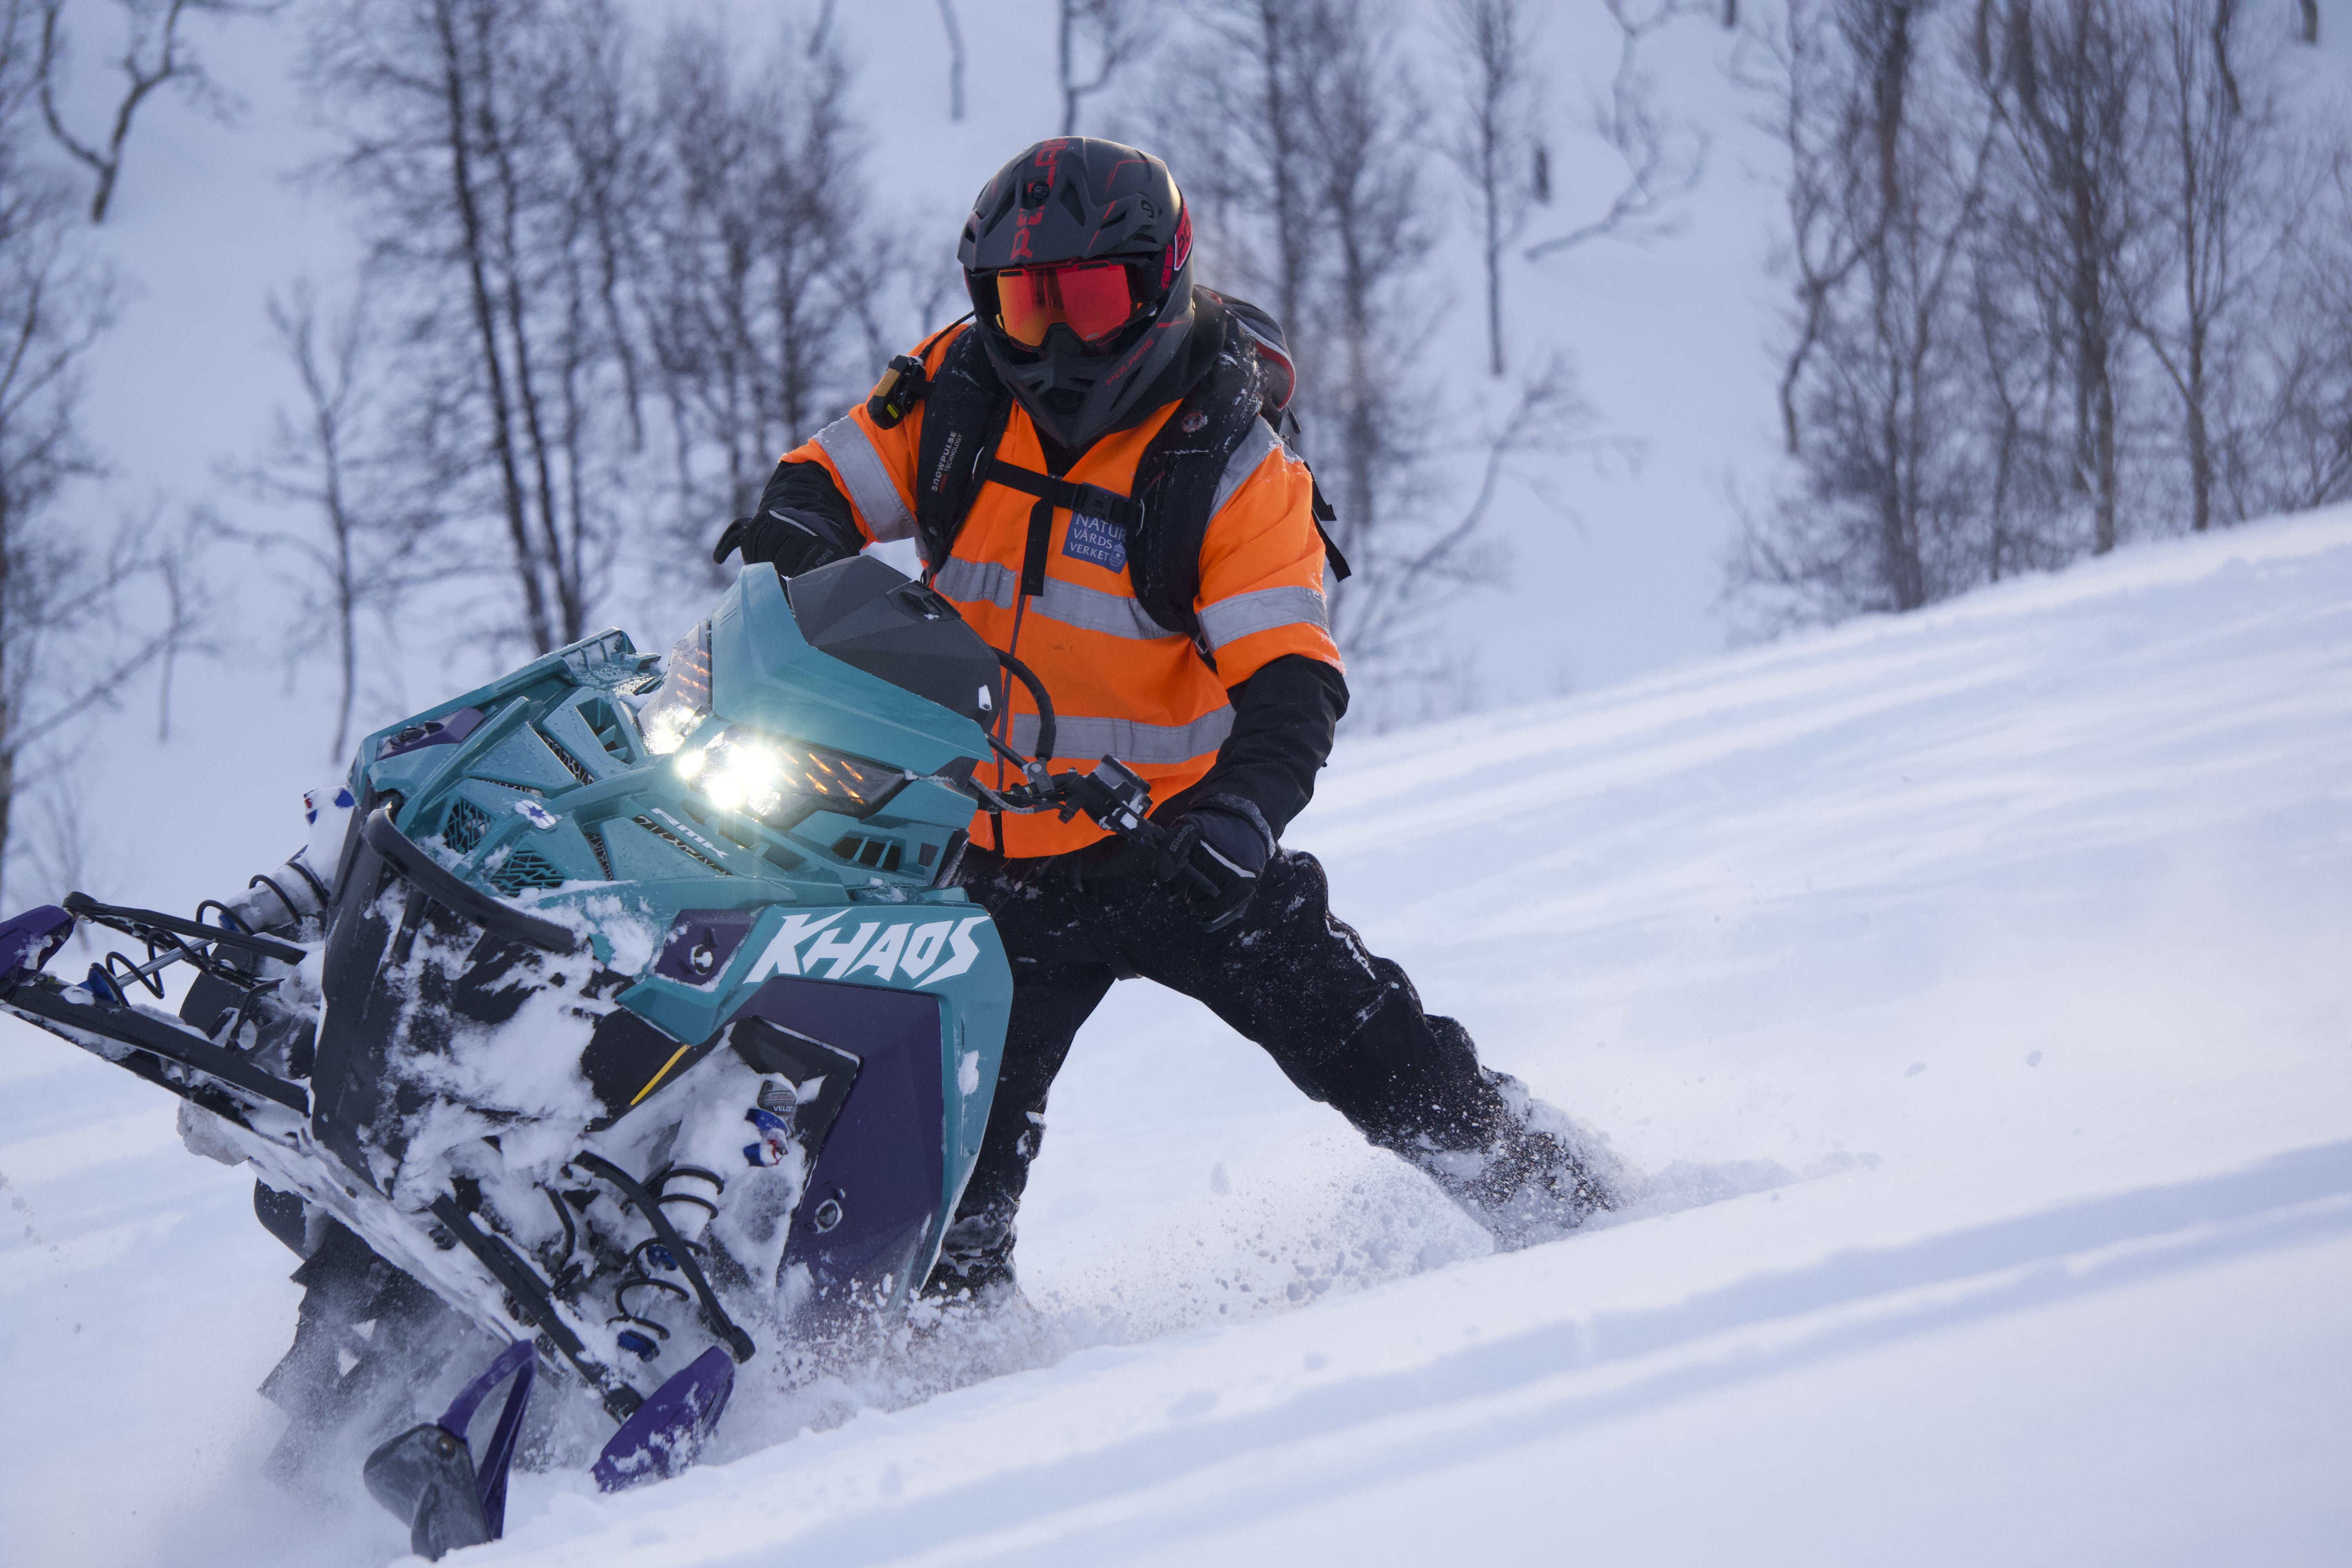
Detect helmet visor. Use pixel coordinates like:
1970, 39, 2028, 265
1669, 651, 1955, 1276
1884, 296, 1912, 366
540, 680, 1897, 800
993, 262, 1139, 348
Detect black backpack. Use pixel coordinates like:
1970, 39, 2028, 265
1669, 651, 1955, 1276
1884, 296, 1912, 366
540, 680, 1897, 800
868, 290, 1348, 664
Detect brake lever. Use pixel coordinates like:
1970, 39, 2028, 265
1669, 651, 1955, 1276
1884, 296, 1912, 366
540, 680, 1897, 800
1053, 758, 1158, 838
1049, 761, 1216, 893
925, 754, 1216, 891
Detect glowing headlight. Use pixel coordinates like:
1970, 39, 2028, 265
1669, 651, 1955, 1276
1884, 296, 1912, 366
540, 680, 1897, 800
676, 725, 900, 824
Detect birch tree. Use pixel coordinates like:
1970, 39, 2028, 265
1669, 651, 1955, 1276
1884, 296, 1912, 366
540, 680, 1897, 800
305, 0, 641, 656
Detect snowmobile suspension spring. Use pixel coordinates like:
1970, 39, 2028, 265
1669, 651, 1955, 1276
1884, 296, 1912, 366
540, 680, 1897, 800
652, 1164, 724, 1229
610, 1258, 688, 1350
573, 1153, 755, 1363
608, 1164, 726, 1345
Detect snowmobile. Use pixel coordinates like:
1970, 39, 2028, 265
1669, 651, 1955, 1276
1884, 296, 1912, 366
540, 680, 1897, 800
0, 555, 1187, 1558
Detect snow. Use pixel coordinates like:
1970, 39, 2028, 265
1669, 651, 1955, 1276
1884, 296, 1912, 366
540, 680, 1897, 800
5, 507, 2350, 1564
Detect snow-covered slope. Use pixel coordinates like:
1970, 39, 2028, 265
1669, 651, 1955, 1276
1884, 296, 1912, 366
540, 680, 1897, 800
5, 512, 2350, 1566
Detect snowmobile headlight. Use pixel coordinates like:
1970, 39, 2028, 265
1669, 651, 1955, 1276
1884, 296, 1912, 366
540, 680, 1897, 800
679, 726, 901, 823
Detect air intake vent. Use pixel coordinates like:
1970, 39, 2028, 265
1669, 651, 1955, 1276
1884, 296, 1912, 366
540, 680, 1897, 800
632, 814, 730, 875
535, 725, 596, 786
831, 835, 903, 873
443, 799, 490, 855
578, 696, 632, 763
486, 848, 566, 895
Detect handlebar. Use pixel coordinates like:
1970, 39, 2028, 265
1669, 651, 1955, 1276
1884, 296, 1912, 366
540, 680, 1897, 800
946, 644, 1213, 894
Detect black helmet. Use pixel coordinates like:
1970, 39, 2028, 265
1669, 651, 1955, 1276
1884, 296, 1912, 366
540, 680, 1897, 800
959, 138, 1196, 453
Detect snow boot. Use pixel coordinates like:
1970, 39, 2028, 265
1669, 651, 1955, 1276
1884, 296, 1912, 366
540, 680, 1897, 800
920, 1205, 1022, 1307
1386, 1022, 1630, 1249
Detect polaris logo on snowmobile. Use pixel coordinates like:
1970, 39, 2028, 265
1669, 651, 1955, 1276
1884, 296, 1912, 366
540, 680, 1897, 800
747, 911, 987, 988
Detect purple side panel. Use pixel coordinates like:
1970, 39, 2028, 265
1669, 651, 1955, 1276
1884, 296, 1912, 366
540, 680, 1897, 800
377, 706, 488, 761
0, 906, 73, 985
730, 976, 946, 1304
653, 909, 763, 986
593, 1347, 734, 1493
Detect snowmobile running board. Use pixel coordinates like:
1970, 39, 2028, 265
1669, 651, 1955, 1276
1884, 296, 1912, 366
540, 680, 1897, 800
64, 891, 310, 968
4, 977, 309, 1112
0, 896, 311, 1115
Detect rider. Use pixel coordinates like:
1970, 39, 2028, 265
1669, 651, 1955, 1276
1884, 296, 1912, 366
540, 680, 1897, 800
715, 138, 1622, 1303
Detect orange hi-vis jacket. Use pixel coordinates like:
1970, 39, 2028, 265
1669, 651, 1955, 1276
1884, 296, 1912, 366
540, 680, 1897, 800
780, 324, 1343, 857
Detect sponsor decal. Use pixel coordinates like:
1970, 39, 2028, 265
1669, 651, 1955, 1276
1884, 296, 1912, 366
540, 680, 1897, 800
743, 911, 991, 989
650, 808, 728, 861
514, 799, 559, 831
929, 431, 965, 496
1063, 512, 1127, 573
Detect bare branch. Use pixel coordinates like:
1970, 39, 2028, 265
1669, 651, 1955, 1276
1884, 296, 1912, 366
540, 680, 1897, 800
36, 0, 284, 223
1522, 0, 1708, 262
936, 0, 965, 122
0, 22, 132, 895
223, 279, 456, 759
1442, 0, 1544, 376
1058, 0, 1156, 137
636, 16, 887, 593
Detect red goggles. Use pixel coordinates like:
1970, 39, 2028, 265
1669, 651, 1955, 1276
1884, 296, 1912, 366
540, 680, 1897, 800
992, 262, 1141, 348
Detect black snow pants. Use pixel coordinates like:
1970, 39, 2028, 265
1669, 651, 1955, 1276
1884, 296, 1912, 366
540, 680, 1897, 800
922, 842, 1517, 1297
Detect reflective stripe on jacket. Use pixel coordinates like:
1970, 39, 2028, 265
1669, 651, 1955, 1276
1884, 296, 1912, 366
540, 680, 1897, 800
782, 324, 1343, 856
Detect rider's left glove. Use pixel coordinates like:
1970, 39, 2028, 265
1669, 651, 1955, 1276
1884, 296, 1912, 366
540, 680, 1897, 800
711, 509, 851, 577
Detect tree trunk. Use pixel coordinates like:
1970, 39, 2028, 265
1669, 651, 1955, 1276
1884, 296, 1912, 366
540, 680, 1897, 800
479, 55, 578, 648
2089, 350, 2117, 552
2186, 328, 2210, 532
0, 742, 14, 905
1060, 1, 1078, 135
1485, 153, 1504, 376
434, 0, 552, 653
1261, 2, 1306, 344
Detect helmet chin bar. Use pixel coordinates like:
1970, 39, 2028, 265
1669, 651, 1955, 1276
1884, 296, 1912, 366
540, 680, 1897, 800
976, 287, 1196, 453
999, 320, 1142, 438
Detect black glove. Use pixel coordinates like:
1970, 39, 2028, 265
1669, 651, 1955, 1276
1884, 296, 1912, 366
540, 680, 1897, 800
711, 509, 851, 577
1154, 798, 1274, 932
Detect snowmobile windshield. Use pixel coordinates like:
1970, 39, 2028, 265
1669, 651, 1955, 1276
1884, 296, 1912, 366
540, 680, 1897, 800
636, 621, 713, 755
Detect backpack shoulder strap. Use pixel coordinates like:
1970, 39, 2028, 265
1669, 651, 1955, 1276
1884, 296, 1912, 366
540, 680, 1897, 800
911, 326, 1011, 576
1129, 304, 1283, 659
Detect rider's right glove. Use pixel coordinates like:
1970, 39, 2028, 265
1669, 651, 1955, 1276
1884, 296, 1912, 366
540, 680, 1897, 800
1154, 799, 1275, 933
711, 509, 851, 576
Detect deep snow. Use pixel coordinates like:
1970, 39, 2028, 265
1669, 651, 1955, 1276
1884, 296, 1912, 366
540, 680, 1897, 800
5, 506, 2349, 1565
